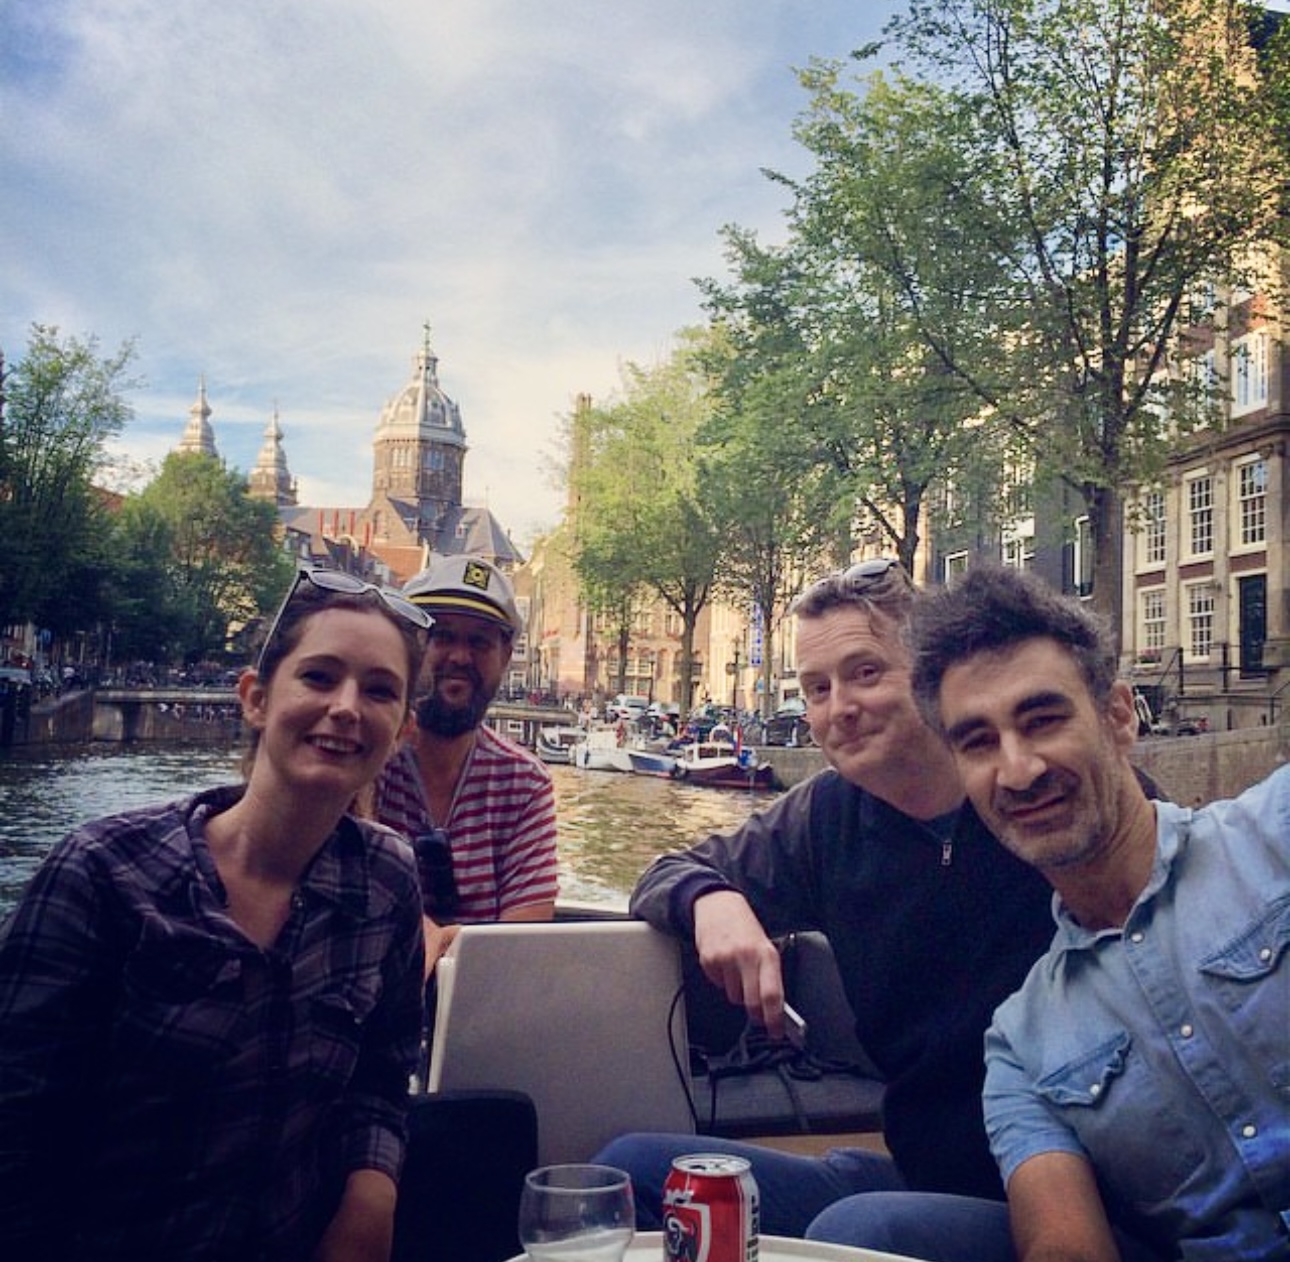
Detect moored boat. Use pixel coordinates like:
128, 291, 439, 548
535, 725, 584, 764
571, 727, 635, 773
670, 739, 775, 790
626, 746, 679, 778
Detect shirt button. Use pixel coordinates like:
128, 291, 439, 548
1180, 1024, 1194, 1038
1089, 1083, 1101, 1098
1129, 931, 1144, 944
1259, 947, 1272, 962
1242, 1124, 1258, 1139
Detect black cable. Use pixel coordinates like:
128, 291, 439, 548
667, 981, 702, 1131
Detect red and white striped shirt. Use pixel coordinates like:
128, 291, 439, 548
374, 725, 559, 921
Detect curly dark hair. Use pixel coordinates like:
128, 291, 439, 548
908, 564, 1117, 733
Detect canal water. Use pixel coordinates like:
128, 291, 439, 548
0, 743, 779, 920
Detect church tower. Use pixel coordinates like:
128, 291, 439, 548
176, 378, 218, 458
370, 323, 466, 538
247, 405, 298, 506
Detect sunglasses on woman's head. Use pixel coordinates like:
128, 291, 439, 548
256, 567, 433, 670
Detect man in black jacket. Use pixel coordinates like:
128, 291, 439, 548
596, 559, 1064, 1262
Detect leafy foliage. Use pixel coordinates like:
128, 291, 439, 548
0, 325, 137, 636
113, 453, 292, 664
568, 332, 724, 710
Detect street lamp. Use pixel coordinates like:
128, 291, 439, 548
728, 639, 744, 711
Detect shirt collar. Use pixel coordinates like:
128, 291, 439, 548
1050, 800, 1192, 950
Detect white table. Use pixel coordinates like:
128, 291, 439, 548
508, 1231, 927, 1261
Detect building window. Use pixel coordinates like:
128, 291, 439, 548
1072, 516, 1093, 596
943, 551, 969, 582
1236, 457, 1267, 548
1186, 583, 1214, 659
1001, 532, 1034, 569
1187, 348, 1219, 400
1142, 491, 1166, 567
1186, 475, 1213, 558
1002, 456, 1033, 518
1231, 330, 1269, 416
1140, 589, 1166, 657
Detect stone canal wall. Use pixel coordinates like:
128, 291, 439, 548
760, 724, 1287, 803
7, 689, 242, 747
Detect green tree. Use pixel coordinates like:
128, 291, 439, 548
866, 0, 1285, 630
117, 452, 290, 664
779, 67, 1020, 574
569, 334, 723, 711
694, 316, 841, 714
0, 325, 137, 636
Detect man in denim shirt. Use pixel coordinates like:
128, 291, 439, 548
909, 565, 1289, 1262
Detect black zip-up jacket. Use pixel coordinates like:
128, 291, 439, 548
630, 767, 1057, 1201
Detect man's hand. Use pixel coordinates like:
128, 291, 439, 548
692, 889, 786, 1037
313, 1169, 397, 1262
423, 916, 461, 979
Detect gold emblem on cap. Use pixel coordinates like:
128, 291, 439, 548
462, 560, 492, 591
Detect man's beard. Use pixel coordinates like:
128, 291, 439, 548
415, 669, 493, 737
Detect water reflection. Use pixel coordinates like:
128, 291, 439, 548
550, 765, 775, 909
0, 744, 777, 918
0, 744, 242, 914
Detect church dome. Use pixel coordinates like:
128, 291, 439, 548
373, 337, 466, 449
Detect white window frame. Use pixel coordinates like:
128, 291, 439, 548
1234, 456, 1267, 549
943, 551, 969, 582
1185, 474, 1214, 559
1186, 583, 1215, 660
1231, 330, 1269, 416
1001, 524, 1035, 570
1140, 588, 1166, 658
1139, 490, 1166, 568
1073, 516, 1093, 596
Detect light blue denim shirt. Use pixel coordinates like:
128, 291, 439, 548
984, 764, 1290, 1261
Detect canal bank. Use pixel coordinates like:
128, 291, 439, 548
765, 731, 1288, 803
8, 688, 1285, 802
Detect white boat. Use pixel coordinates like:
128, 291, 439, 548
534, 726, 584, 764
626, 746, 679, 778
571, 727, 635, 773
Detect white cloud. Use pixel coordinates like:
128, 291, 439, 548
1, 0, 899, 546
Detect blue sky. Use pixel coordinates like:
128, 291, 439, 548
0, 0, 902, 547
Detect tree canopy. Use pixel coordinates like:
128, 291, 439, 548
112, 453, 291, 665
568, 332, 724, 710
0, 325, 137, 637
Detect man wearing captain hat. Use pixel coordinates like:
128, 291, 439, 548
374, 554, 558, 974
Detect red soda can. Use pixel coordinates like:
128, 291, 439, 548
662, 1153, 760, 1262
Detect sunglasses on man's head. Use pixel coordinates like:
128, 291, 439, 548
797, 557, 903, 607
838, 557, 901, 591
256, 567, 433, 670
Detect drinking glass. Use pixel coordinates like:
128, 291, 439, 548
518, 1163, 635, 1261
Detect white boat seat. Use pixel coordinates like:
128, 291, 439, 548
427, 920, 696, 1165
